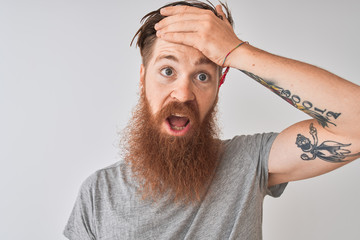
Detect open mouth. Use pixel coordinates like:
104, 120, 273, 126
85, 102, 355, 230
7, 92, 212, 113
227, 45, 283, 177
166, 114, 190, 132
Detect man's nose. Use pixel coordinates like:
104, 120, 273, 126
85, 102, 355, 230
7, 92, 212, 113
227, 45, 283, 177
170, 77, 195, 102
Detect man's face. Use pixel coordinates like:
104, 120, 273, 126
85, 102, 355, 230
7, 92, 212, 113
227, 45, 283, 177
140, 38, 220, 136
123, 38, 221, 203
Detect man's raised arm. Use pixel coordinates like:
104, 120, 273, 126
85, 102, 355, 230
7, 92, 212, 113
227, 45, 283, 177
155, 5, 360, 185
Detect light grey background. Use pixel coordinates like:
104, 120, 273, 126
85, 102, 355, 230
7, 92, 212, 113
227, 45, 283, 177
1, 0, 359, 239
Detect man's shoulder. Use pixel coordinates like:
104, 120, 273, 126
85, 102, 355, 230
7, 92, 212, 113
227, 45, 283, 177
79, 160, 128, 193
217, 132, 279, 170
221, 132, 278, 151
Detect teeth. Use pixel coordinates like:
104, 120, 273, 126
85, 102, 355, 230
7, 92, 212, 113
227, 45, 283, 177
171, 125, 186, 130
172, 113, 185, 117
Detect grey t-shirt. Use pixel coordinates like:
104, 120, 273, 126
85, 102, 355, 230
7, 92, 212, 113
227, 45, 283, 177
64, 133, 287, 240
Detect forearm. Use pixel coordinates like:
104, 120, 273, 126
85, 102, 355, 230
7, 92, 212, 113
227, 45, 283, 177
229, 44, 360, 135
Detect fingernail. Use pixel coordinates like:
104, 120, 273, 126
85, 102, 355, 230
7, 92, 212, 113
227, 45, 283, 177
154, 23, 158, 29
156, 30, 162, 37
160, 7, 169, 15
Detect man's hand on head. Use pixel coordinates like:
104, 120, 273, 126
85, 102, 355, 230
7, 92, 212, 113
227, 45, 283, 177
155, 5, 242, 68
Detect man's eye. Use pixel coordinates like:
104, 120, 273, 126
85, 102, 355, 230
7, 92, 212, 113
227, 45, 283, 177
160, 67, 174, 77
196, 73, 208, 82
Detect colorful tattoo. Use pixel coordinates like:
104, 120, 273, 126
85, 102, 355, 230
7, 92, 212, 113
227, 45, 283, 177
240, 70, 341, 128
295, 123, 360, 162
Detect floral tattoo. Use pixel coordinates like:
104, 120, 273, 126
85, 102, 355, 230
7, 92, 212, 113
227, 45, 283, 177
295, 123, 360, 163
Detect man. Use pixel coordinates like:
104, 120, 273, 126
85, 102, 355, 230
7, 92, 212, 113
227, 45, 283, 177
64, 1, 360, 239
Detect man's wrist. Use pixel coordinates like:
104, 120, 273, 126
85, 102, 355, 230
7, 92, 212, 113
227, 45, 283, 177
226, 43, 260, 71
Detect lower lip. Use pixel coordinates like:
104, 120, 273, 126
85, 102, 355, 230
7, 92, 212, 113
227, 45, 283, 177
163, 120, 191, 136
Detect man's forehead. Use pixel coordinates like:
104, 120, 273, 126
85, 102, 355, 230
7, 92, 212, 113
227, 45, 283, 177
151, 38, 217, 67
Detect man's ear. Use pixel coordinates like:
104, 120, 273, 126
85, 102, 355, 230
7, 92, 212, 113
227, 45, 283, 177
140, 64, 145, 89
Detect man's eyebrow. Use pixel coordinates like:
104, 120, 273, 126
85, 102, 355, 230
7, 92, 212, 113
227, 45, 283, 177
155, 54, 179, 63
194, 57, 215, 66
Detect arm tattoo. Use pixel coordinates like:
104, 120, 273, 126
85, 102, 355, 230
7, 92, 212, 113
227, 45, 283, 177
240, 70, 341, 128
295, 123, 360, 162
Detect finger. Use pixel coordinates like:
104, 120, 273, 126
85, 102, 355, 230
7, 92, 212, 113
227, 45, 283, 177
215, 5, 226, 20
216, 4, 232, 26
157, 31, 199, 48
160, 5, 211, 16
156, 20, 200, 34
155, 14, 202, 30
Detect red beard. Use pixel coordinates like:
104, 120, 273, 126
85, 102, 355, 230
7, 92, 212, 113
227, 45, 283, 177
122, 92, 221, 203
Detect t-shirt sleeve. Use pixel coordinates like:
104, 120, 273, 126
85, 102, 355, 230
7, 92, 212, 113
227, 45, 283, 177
259, 132, 288, 198
64, 176, 97, 240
